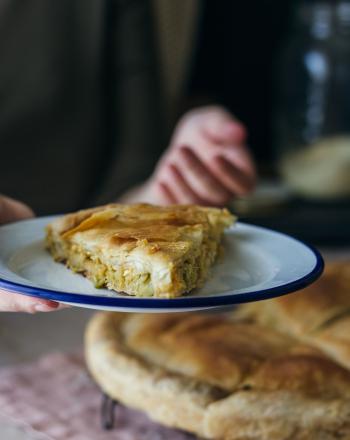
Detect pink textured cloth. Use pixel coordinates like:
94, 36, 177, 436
0, 353, 196, 440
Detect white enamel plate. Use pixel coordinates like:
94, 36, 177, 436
0, 217, 324, 312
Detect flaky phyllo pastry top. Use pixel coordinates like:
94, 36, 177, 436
46, 203, 235, 297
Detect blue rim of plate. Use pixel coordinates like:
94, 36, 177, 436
0, 223, 325, 309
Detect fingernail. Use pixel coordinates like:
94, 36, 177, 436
223, 122, 236, 134
225, 122, 246, 140
34, 302, 58, 312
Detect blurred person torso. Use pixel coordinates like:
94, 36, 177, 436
0, 0, 292, 215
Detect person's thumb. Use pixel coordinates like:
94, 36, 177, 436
0, 195, 34, 225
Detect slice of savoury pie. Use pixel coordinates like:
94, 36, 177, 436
46, 203, 235, 298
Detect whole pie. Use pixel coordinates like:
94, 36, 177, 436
85, 261, 350, 439
46, 203, 234, 298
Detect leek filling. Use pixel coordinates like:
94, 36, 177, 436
47, 233, 220, 297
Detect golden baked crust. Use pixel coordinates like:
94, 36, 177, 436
236, 262, 350, 336
122, 313, 292, 391
237, 261, 350, 370
85, 311, 350, 439
46, 203, 234, 298
308, 315, 350, 371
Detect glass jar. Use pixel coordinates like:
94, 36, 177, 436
274, 0, 350, 199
